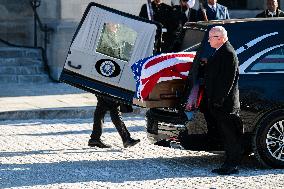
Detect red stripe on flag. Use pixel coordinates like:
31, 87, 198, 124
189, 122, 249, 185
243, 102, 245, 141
144, 53, 195, 69
141, 62, 192, 84
141, 74, 161, 99
140, 63, 192, 99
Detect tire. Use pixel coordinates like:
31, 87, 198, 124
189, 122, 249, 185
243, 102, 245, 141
253, 109, 284, 168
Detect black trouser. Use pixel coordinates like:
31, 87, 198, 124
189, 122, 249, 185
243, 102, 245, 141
210, 107, 244, 166
90, 97, 131, 142
199, 93, 220, 139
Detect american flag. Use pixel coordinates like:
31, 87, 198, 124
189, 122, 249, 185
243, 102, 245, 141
131, 52, 196, 100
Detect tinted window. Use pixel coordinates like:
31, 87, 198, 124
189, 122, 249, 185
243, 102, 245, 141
250, 48, 284, 72
180, 29, 205, 52
96, 23, 137, 61
218, 0, 246, 9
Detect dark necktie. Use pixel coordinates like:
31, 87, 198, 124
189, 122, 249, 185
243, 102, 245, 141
187, 9, 191, 20
211, 6, 216, 14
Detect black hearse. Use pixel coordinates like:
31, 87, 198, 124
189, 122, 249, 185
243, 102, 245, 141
60, 3, 284, 168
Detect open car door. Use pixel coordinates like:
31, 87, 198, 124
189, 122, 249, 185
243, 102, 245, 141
60, 3, 161, 105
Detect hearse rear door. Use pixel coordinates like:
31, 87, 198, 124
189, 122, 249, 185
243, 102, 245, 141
60, 3, 161, 104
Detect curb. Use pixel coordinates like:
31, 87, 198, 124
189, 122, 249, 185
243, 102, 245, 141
0, 107, 147, 121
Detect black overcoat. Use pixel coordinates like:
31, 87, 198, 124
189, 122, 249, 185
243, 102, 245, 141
139, 2, 174, 31
204, 41, 240, 112
256, 9, 284, 18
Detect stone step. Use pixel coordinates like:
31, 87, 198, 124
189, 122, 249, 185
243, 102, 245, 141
0, 65, 46, 75
0, 57, 43, 66
0, 74, 51, 84
0, 47, 42, 59
0, 47, 50, 84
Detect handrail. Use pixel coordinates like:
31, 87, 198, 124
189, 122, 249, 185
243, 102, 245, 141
29, 0, 55, 81
30, 0, 54, 47
0, 38, 24, 48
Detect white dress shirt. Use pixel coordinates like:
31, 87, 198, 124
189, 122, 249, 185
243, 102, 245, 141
268, 10, 277, 17
208, 4, 216, 11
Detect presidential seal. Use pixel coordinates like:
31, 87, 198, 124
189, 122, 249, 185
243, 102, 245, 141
100, 60, 115, 77
95, 59, 121, 77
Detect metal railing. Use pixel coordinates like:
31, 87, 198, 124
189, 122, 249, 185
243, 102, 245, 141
30, 0, 53, 48
30, 0, 54, 80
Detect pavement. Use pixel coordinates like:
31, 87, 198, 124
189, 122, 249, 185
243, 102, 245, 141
0, 82, 144, 121
1, 117, 284, 189
0, 82, 96, 121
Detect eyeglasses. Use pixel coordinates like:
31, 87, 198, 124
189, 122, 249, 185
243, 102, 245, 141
208, 35, 220, 39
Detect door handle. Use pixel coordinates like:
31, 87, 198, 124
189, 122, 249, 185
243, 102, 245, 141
67, 61, 81, 69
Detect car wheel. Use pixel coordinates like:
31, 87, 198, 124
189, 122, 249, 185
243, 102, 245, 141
253, 109, 284, 168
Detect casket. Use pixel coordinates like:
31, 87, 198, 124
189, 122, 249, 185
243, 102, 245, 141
134, 79, 187, 108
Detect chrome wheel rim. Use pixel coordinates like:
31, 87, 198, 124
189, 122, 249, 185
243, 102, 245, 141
266, 120, 284, 161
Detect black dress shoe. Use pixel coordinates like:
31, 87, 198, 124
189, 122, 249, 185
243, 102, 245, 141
212, 166, 239, 175
88, 139, 111, 148
123, 138, 140, 148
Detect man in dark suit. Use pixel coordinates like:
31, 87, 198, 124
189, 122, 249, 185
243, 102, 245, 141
88, 96, 140, 148
171, 0, 198, 51
204, 26, 243, 175
198, 0, 230, 21
139, 0, 175, 52
172, 0, 198, 24
256, 0, 284, 18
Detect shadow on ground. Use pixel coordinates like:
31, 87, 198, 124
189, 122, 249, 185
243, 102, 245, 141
1, 153, 278, 188
0, 116, 145, 126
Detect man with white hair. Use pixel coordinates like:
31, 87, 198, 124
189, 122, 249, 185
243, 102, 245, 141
256, 0, 284, 17
203, 26, 243, 175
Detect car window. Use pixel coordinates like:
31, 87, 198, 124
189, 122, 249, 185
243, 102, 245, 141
96, 22, 137, 62
249, 48, 284, 72
180, 29, 205, 52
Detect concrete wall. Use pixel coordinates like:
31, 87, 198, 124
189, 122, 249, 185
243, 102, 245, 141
47, 21, 77, 80
0, 0, 34, 45
0, 0, 32, 20
59, 0, 171, 20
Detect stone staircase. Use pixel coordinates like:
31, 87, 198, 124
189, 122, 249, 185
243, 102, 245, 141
0, 47, 51, 84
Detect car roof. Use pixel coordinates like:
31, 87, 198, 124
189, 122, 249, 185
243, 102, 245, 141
184, 17, 284, 29
183, 18, 284, 71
